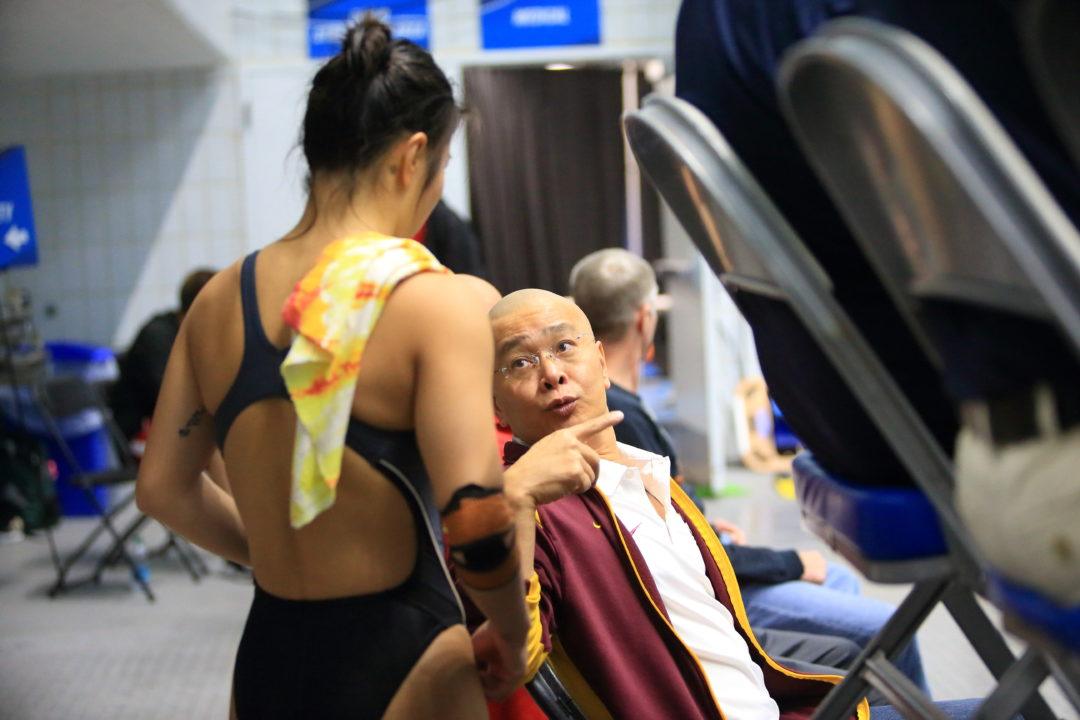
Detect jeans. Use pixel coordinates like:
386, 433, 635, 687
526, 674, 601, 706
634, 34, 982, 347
870, 699, 980, 720
742, 563, 928, 692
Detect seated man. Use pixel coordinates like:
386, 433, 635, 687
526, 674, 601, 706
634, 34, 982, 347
568, 248, 925, 689
493, 289, 976, 719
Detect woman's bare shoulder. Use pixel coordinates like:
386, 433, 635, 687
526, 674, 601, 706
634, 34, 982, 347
389, 271, 501, 329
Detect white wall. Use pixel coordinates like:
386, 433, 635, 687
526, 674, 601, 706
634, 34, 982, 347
0, 0, 309, 348
1, 69, 245, 348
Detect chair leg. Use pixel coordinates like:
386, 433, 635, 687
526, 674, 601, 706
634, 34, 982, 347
47, 513, 115, 597
973, 648, 1050, 720
942, 584, 1057, 720
59, 487, 155, 602
93, 513, 150, 583
167, 533, 206, 582
1045, 653, 1080, 714
863, 651, 949, 720
812, 578, 949, 720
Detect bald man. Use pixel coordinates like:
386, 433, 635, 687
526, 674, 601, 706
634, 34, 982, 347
492, 290, 986, 720
493, 290, 870, 720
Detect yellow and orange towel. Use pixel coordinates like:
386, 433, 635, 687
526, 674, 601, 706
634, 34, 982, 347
280, 233, 447, 528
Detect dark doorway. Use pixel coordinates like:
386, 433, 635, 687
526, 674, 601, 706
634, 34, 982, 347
464, 65, 660, 295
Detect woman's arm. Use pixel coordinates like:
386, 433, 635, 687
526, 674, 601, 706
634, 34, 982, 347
135, 319, 249, 566
404, 273, 528, 662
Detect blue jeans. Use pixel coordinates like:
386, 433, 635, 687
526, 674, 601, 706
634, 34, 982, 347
871, 699, 980, 720
741, 563, 929, 692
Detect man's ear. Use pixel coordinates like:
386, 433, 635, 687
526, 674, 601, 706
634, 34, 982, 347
396, 131, 429, 189
493, 395, 509, 429
596, 339, 611, 390
635, 302, 649, 334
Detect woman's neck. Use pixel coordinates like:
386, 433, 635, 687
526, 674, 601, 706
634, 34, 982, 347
286, 175, 407, 246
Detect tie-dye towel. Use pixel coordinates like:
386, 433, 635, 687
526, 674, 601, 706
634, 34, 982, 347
280, 233, 447, 528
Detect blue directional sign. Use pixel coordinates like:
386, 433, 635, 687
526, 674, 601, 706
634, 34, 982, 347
309, 0, 430, 56
0, 146, 38, 270
480, 0, 600, 49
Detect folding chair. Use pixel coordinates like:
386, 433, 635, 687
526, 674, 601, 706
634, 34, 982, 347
1020, 0, 1080, 171
36, 375, 206, 601
526, 661, 588, 720
624, 94, 1055, 720
778, 17, 1080, 719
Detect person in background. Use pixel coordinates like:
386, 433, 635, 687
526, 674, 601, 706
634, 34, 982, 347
109, 268, 215, 440
568, 247, 926, 690
414, 199, 488, 278
136, 17, 527, 719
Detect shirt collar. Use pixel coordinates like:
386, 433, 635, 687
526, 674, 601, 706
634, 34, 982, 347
596, 442, 672, 504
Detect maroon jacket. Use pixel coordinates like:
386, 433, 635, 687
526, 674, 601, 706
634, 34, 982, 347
514, 450, 868, 719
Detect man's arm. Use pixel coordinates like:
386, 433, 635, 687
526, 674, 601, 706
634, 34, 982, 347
501, 412, 623, 678
502, 412, 622, 574
723, 544, 804, 585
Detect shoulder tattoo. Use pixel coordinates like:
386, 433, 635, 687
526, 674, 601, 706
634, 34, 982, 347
178, 408, 206, 438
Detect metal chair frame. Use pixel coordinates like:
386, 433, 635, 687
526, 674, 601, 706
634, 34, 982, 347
779, 18, 1080, 358
624, 93, 1054, 720
778, 17, 1080, 719
35, 375, 205, 601
526, 661, 588, 720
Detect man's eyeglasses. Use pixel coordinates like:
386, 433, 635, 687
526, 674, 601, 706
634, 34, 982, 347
496, 334, 590, 381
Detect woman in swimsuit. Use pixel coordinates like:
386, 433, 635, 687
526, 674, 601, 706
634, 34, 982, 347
136, 17, 528, 719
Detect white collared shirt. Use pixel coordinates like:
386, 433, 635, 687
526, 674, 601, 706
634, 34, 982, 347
595, 443, 780, 720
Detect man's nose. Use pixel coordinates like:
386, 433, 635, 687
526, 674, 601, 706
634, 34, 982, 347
538, 355, 567, 389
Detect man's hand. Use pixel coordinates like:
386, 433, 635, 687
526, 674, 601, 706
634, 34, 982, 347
797, 550, 828, 584
710, 519, 748, 545
504, 411, 624, 510
471, 619, 528, 701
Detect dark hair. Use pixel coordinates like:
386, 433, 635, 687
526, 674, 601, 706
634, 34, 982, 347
179, 268, 215, 313
302, 16, 459, 188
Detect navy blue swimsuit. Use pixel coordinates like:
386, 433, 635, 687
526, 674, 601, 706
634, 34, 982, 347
219, 251, 463, 719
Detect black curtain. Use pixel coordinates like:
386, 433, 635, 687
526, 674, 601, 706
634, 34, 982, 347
464, 67, 628, 295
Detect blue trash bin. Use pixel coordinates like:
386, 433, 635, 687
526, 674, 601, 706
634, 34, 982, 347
45, 342, 119, 383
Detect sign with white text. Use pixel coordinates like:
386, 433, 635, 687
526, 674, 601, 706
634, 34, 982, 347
309, 0, 430, 56
0, 146, 38, 271
480, 0, 600, 49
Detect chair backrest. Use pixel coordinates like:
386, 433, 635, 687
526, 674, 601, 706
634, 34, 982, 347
1021, 0, 1080, 172
778, 17, 1080, 357
624, 95, 976, 569
34, 375, 136, 475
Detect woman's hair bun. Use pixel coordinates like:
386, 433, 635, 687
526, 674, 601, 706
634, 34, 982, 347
343, 14, 393, 84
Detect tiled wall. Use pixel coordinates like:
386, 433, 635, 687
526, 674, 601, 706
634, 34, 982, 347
0, 0, 308, 349
231, 0, 307, 62
1, 69, 245, 348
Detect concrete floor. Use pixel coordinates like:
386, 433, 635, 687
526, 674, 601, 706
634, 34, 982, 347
0, 472, 1074, 719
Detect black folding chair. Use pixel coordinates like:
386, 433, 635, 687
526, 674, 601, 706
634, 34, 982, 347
526, 661, 588, 720
624, 94, 1055, 720
1021, 0, 1080, 172
779, 17, 1080, 719
36, 375, 206, 601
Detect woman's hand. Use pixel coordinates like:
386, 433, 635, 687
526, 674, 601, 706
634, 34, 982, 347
470, 619, 528, 701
